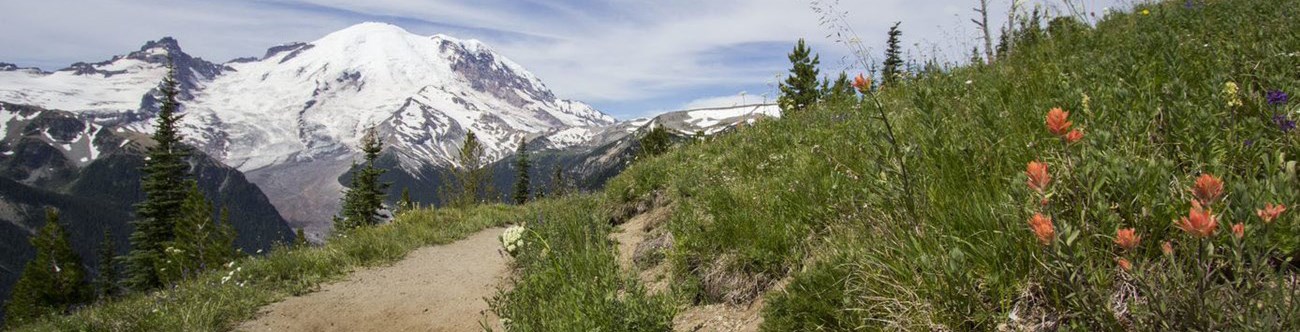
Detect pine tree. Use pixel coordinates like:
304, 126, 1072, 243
126, 63, 190, 292
398, 187, 414, 213
638, 123, 673, 159
549, 167, 571, 197
777, 38, 822, 113
448, 130, 487, 207
882, 22, 905, 87
824, 72, 856, 105
336, 127, 389, 230
5, 209, 91, 326
93, 229, 119, 301
512, 138, 531, 205
294, 228, 308, 248
160, 182, 239, 285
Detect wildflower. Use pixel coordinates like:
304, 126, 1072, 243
1026, 161, 1051, 193
1273, 114, 1296, 133
1161, 241, 1174, 255
1046, 107, 1073, 136
1028, 213, 1055, 245
1141, 9, 1150, 16
1224, 82, 1243, 108
1256, 203, 1286, 223
1267, 90, 1290, 106
852, 74, 871, 93
1176, 200, 1219, 238
1232, 223, 1245, 239
1065, 129, 1085, 144
1117, 257, 1133, 271
1192, 173, 1223, 205
1115, 228, 1141, 251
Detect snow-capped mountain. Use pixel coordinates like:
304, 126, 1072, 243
0, 22, 614, 233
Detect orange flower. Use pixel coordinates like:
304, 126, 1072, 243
1029, 213, 1055, 246
1117, 257, 1132, 271
1046, 107, 1073, 136
852, 74, 871, 93
1161, 241, 1174, 255
1064, 129, 1084, 144
1026, 161, 1051, 193
1257, 203, 1287, 224
1192, 173, 1223, 205
1175, 200, 1219, 238
1232, 223, 1244, 239
1115, 228, 1141, 251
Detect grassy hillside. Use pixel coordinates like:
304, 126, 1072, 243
10, 0, 1300, 330
501, 0, 1300, 330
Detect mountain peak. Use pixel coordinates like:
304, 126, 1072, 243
326, 22, 414, 40
139, 37, 182, 53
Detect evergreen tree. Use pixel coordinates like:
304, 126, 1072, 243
777, 38, 822, 113
159, 183, 239, 285
549, 167, 571, 197
512, 138, 531, 205
882, 22, 905, 87
638, 123, 673, 159
294, 228, 308, 248
5, 209, 92, 326
336, 127, 389, 230
93, 229, 119, 301
397, 187, 414, 213
447, 131, 487, 207
125, 63, 190, 292
824, 72, 856, 105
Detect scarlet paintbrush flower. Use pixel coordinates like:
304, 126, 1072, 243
1046, 107, 1073, 136
1232, 223, 1245, 239
1193, 173, 1223, 205
1161, 241, 1174, 255
1115, 228, 1141, 251
1176, 200, 1219, 238
1117, 257, 1133, 271
1064, 129, 1084, 144
1257, 203, 1287, 224
1026, 161, 1051, 193
1029, 213, 1055, 246
852, 74, 871, 93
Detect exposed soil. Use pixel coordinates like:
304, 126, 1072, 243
237, 227, 509, 332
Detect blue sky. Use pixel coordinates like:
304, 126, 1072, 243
0, 0, 1132, 119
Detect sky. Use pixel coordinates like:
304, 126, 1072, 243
0, 0, 1135, 119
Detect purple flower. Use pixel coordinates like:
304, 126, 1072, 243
1274, 114, 1296, 133
1244, 139, 1255, 147
1267, 90, 1289, 106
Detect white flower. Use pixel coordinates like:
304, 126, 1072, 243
500, 226, 527, 255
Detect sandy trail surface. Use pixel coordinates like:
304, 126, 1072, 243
238, 227, 508, 332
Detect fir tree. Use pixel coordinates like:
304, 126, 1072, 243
93, 229, 119, 301
777, 38, 822, 113
159, 182, 238, 285
5, 209, 92, 326
336, 127, 389, 230
512, 138, 531, 205
397, 187, 414, 213
824, 72, 856, 105
638, 123, 673, 159
447, 130, 487, 207
125, 63, 190, 292
549, 167, 571, 197
882, 22, 905, 87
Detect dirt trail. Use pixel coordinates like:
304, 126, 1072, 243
238, 227, 509, 332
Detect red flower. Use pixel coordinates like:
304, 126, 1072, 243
1193, 173, 1224, 205
1046, 107, 1073, 136
1117, 257, 1132, 271
1065, 129, 1084, 144
852, 74, 871, 93
1026, 161, 1051, 193
1257, 203, 1286, 224
1232, 223, 1245, 239
1161, 241, 1174, 255
1115, 228, 1141, 251
1175, 200, 1219, 238
1029, 213, 1055, 246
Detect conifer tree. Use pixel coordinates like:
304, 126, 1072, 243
93, 229, 119, 301
512, 138, 531, 205
777, 38, 822, 113
638, 123, 673, 159
294, 228, 308, 248
824, 72, 856, 105
448, 131, 487, 207
126, 63, 190, 292
337, 127, 389, 230
160, 182, 239, 285
882, 22, 905, 87
549, 167, 571, 197
398, 187, 414, 213
5, 209, 91, 326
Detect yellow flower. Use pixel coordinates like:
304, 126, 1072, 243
1224, 82, 1243, 108
1141, 9, 1150, 16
